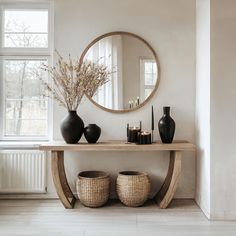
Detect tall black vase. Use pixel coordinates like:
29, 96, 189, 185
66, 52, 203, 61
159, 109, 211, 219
158, 107, 175, 143
60, 110, 84, 144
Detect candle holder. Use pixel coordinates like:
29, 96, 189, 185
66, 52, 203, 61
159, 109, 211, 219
127, 126, 141, 143
136, 131, 152, 145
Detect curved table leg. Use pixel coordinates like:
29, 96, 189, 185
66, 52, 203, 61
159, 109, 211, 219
51, 151, 76, 209
154, 151, 182, 209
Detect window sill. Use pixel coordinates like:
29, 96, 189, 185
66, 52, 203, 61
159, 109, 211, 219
0, 141, 49, 150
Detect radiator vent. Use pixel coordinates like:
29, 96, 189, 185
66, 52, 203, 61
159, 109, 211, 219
0, 150, 46, 193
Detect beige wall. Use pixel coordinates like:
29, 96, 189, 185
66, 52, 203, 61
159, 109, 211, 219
210, 0, 236, 220
47, 0, 196, 198
196, 0, 236, 220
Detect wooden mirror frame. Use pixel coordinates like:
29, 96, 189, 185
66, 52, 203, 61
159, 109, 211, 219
80, 31, 161, 113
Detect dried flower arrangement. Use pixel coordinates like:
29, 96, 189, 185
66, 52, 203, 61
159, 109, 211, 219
40, 51, 111, 111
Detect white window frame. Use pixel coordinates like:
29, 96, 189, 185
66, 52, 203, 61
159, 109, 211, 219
140, 58, 157, 101
0, 1, 54, 55
0, 1, 54, 141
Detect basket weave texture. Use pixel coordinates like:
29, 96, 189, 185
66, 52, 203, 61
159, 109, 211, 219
116, 171, 150, 207
76, 171, 110, 208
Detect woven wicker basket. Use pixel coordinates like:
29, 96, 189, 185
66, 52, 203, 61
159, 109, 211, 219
116, 171, 150, 207
76, 171, 110, 208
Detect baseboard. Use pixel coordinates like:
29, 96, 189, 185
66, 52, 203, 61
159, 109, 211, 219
0, 192, 194, 202
0, 193, 58, 199
195, 196, 210, 219
209, 212, 236, 221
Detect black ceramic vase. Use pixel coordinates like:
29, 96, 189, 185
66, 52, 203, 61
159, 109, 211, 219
60, 111, 84, 144
84, 124, 101, 143
158, 107, 175, 143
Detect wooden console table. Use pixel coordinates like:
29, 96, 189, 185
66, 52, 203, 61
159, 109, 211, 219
39, 141, 196, 209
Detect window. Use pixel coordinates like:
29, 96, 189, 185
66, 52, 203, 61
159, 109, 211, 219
3, 59, 48, 137
3, 10, 48, 48
85, 36, 122, 110
0, 2, 53, 141
87, 37, 113, 109
140, 59, 157, 100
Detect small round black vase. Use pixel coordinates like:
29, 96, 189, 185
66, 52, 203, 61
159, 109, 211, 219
60, 111, 84, 144
158, 107, 175, 143
84, 124, 101, 143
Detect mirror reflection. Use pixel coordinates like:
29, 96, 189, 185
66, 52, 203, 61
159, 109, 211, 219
82, 33, 159, 112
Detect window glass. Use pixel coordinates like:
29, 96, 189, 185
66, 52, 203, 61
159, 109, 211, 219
4, 59, 48, 137
4, 10, 48, 48
144, 62, 157, 86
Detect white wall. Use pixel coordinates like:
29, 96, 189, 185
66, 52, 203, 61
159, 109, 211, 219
196, 0, 236, 220
195, 0, 211, 218
210, 0, 236, 220
47, 0, 196, 199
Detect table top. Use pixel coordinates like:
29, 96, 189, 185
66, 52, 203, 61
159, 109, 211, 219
39, 140, 196, 152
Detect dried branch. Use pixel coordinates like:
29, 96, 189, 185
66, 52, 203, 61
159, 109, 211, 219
40, 52, 111, 111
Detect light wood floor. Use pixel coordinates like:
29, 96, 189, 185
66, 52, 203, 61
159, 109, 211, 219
0, 199, 236, 235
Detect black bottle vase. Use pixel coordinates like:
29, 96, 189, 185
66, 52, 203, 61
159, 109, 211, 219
60, 110, 84, 144
158, 107, 175, 143
84, 124, 101, 143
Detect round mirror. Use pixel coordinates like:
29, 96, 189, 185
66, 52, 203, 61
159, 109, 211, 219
80, 32, 160, 113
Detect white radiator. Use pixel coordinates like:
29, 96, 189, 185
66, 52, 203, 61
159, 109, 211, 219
0, 150, 46, 193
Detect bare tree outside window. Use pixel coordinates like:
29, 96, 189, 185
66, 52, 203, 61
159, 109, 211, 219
3, 10, 49, 137
4, 10, 48, 48
5, 60, 47, 136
